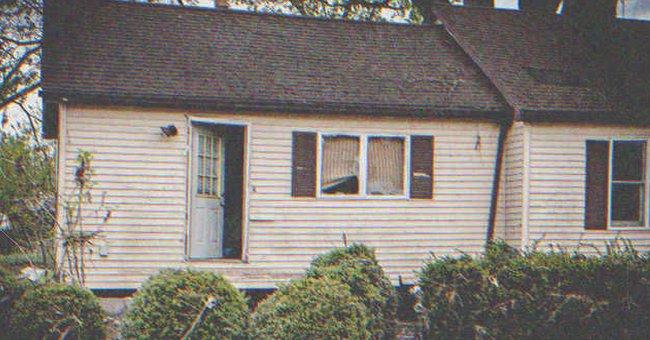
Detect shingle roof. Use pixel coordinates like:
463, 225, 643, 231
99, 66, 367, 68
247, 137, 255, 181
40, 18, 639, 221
434, 5, 650, 124
42, 0, 508, 120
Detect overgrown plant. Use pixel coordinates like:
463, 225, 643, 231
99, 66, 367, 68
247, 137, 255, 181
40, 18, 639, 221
418, 240, 650, 339
55, 151, 110, 285
251, 277, 372, 339
9, 283, 105, 340
306, 244, 399, 339
0, 130, 55, 266
123, 269, 249, 339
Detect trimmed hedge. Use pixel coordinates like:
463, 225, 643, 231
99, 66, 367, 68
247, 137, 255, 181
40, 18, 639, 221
122, 269, 249, 340
250, 277, 372, 339
419, 241, 650, 339
9, 283, 105, 340
306, 244, 398, 338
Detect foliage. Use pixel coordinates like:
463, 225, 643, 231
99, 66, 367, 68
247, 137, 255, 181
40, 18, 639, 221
122, 269, 249, 340
418, 240, 650, 339
0, 0, 42, 112
233, 0, 423, 23
250, 277, 372, 339
9, 283, 105, 340
0, 266, 30, 340
0, 131, 54, 263
396, 282, 418, 322
306, 244, 398, 339
0, 251, 43, 273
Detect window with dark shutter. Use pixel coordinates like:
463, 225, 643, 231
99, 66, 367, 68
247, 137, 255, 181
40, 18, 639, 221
585, 140, 609, 230
291, 131, 317, 197
410, 135, 434, 199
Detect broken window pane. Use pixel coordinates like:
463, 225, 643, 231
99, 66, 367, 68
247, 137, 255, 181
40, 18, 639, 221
321, 135, 359, 194
367, 137, 404, 195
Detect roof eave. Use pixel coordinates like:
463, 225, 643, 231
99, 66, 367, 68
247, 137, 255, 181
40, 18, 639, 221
42, 91, 511, 123
518, 109, 650, 126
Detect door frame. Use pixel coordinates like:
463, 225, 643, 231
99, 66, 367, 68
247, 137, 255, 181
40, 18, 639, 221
185, 116, 251, 262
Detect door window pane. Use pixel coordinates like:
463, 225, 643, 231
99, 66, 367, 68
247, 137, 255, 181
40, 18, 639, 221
321, 136, 359, 194
367, 137, 404, 195
197, 133, 222, 196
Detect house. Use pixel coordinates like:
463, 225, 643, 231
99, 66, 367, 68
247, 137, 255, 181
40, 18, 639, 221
42, 0, 650, 291
433, 5, 650, 251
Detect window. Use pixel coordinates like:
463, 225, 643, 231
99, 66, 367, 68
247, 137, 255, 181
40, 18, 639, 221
197, 133, 223, 196
321, 135, 360, 195
291, 132, 433, 199
367, 137, 405, 195
585, 140, 648, 230
319, 134, 406, 197
610, 141, 646, 226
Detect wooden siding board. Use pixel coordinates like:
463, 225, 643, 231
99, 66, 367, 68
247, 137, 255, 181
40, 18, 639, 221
527, 123, 650, 253
62, 106, 500, 289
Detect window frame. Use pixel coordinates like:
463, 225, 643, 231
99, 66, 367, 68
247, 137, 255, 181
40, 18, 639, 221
317, 132, 410, 199
606, 139, 649, 229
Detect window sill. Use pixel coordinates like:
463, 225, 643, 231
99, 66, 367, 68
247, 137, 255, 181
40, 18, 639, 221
608, 226, 649, 231
318, 194, 410, 200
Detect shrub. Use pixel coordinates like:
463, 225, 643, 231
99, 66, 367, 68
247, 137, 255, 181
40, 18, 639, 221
306, 244, 398, 339
1, 267, 27, 339
9, 283, 105, 340
418, 241, 650, 339
122, 269, 248, 339
250, 277, 372, 339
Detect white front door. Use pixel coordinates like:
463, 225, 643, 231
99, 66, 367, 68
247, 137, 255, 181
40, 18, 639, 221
190, 125, 225, 258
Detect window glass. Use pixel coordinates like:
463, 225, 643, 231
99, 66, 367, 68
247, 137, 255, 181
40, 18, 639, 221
321, 135, 359, 194
611, 184, 643, 223
197, 133, 221, 196
611, 141, 646, 226
613, 141, 645, 181
367, 137, 404, 195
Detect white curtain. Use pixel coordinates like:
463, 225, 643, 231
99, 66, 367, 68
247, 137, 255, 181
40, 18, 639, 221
367, 137, 404, 195
321, 136, 359, 192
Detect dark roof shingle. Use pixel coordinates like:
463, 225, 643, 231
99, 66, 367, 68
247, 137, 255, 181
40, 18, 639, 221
42, 0, 508, 119
434, 5, 650, 123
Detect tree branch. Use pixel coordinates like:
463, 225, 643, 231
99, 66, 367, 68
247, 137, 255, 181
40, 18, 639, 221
0, 81, 40, 110
0, 35, 41, 46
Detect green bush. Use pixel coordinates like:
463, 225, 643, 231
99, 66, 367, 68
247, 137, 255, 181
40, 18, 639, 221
9, 283, 105, 340
306, 244, 398, 339
418, 240, 650, 339
1, 267, 27, 339
122, 269, 248, 340
250, 277, 372, 339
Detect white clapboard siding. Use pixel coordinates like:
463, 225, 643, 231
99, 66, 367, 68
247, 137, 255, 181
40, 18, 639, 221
526, 123, 650, 253
499, 122, 524, 248
61, 105, 499, 289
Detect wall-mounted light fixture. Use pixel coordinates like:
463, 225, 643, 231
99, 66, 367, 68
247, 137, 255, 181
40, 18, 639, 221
161, 124, 178, 137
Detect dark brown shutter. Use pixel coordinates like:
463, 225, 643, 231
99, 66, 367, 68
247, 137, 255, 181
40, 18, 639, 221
292, 131, 317, 197
42, 102, 59, 139
585, 140, 609, 230
410, 135, 434, 199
